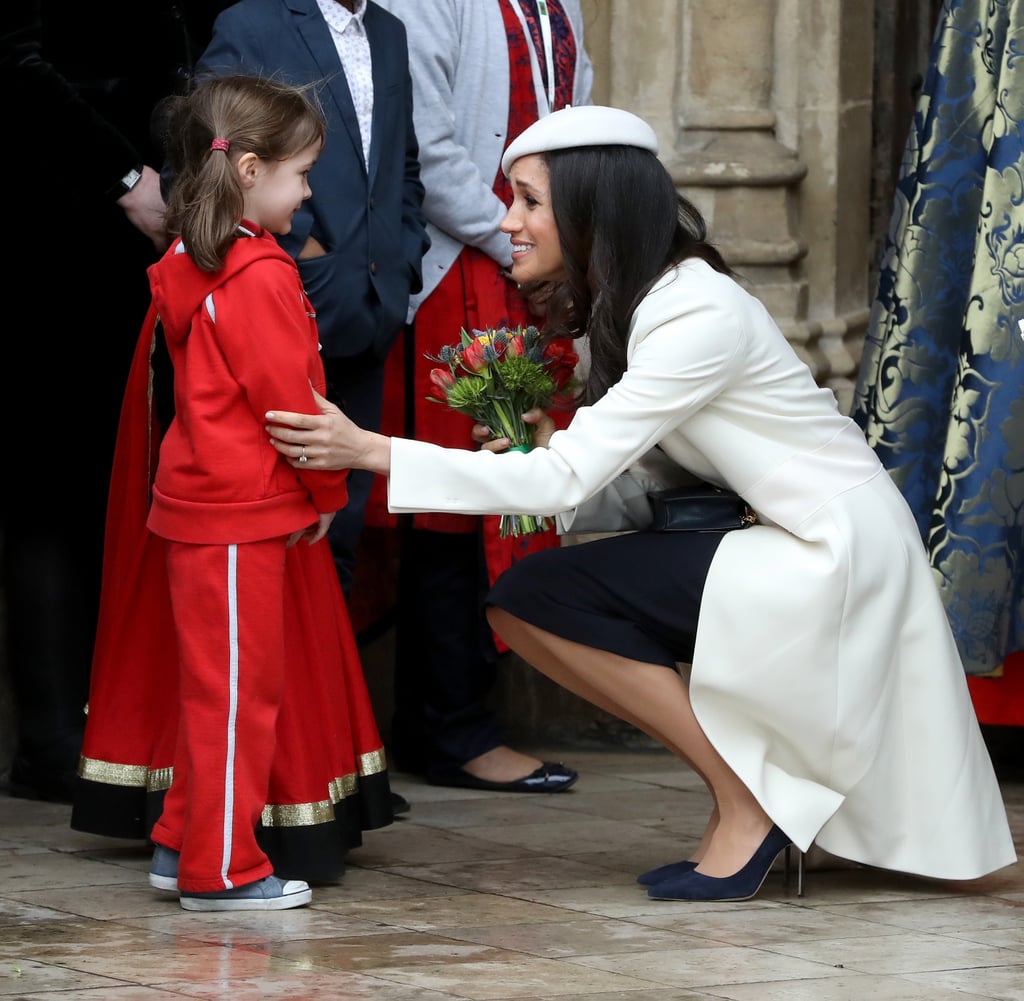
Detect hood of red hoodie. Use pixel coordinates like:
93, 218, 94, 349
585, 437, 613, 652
148, 223, 290, 346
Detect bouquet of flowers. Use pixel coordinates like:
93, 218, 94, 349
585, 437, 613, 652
426, 324, 579, 538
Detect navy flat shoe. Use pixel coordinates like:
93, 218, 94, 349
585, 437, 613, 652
636, 859, 697, 886
647, 824, 792, 901
427, 762, 578, 793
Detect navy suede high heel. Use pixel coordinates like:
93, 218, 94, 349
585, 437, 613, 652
636, 859, 697, 886
647, 824, 792, 901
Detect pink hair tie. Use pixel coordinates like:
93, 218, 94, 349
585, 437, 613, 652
210, 137, 230, 152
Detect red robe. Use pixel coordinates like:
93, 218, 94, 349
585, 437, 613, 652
360, 0, 578, 647
71, 299, 393, 884
968, 652, 1024, 725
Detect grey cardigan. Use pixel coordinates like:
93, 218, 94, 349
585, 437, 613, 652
375, 0, 593, 319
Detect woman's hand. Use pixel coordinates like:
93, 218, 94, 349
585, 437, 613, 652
475, 407, 557, 452
525, 408, 557, 449
266, 388, 391, 474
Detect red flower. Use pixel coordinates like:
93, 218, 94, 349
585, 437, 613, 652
460, 339, 489, 373
543, 340, 580, 391
428, 366, 456, 401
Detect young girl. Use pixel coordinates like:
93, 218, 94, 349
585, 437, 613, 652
264, 105, 1016, 902
72, 74, 394, 911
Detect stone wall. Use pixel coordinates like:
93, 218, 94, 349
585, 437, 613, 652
577, 0, 877, 412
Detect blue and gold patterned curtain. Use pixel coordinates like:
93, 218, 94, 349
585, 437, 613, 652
853, 0, 1023, 678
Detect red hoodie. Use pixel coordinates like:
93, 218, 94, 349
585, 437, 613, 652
146, 224, 349, 544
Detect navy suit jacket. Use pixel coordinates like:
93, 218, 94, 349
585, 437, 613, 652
198, 0, 430, 359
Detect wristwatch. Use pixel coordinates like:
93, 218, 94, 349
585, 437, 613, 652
110, 164, 145, 200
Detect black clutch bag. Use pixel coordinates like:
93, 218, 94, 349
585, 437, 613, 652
648, 485, 758, 533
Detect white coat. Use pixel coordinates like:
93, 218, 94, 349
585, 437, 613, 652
388, 260, 1017, 880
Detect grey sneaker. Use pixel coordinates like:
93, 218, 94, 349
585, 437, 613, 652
149, 844, 179, 892
179, 874, 312, 912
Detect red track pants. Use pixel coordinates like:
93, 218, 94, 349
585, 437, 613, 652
150, 537, 287, 893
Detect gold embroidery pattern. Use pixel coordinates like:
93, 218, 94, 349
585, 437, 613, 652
80, 747, 388, 831
853, 0, 1024, 676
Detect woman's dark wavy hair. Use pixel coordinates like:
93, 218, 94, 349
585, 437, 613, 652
526, 145, 732, 405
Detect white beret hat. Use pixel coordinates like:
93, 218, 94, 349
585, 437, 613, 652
501, 105, 659, 177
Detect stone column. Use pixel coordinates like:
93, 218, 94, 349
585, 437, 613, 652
773, 0, 875, 411
669, 0, 812, 373
581, 0, 874, 411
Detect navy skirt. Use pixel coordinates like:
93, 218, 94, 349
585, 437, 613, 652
486, 530, 725, 668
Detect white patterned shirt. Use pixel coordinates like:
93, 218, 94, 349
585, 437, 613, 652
315, 0, 373, 165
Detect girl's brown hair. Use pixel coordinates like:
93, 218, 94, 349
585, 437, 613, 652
156, 73, 326, 272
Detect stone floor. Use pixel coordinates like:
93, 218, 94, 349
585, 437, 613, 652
1, 747, 1022, 1001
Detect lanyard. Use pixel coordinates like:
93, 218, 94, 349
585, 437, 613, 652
536, 0, 555, 112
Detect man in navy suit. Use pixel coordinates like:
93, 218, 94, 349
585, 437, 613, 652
197, 0, 430, 594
